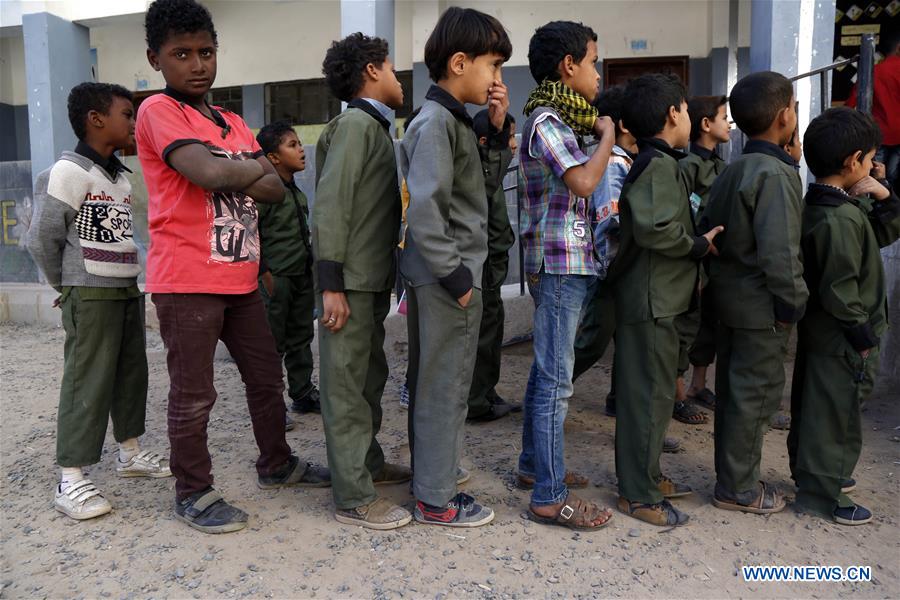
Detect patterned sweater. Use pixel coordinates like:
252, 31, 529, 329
27, 148, 140, 290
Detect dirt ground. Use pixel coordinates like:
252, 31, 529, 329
1, 321, 898, 599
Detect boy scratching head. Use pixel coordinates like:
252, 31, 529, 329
322, 33, 403, 109
622, 73, 690, 149
594, 85, 637, 153
729, 71, 796, 146
528, 21, 600, 103
257, 121, 305, 181
424, 7, 511, 106
145, 0, 218, 103
804, 107, 886, 198
688, 95, 731, 148
68, 82, 135, 156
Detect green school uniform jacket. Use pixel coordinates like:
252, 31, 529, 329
313, 99, 401, 292
679, 142, 727, 220
483, 145, 515, 288
703, 140, 808, 328
607, 137, 709, 324
799, 184, 900, 354
399, 85, 508, 298
258, 178, 311, 276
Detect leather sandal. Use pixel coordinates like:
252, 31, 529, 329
527, 492, 613, 531
713, 481, 785, 514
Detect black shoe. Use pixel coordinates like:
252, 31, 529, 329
467, 402, 513, 423
605, 392, 616, 417
174, 488, 248, 534
291, 387, 321, 414
833, 503, 872, 526
841, 478, 856, 493
489, 392, 522, 413
258, 455, 331, 489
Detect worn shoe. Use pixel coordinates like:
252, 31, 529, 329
414, 492, 494, 527
54, 480, 112, 520
174, 488, 247, 534
662, 437, 681, 453
617, 496, 689, 527
116, 450, 172, 478
258, 455, 331, 489
373, 463, 413, 486
291, 387, 321, 414
770, 413, 791, 430
833, 503, 873, 526
456, 467, 471, 486
335, 497, 412, 530
285, 413, 296, 432
605, 392, 616, 417
841, 478, 857, 493
489, 392, 521, 413
656, 475, 692, 498
467, 402, 512, 423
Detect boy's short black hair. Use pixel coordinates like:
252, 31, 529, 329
803, 107, 881, 178
622, 74, 686, 139
878, 28, 900, 55
145, 0, 218, 53
256, 121, 296, 156
593, 85, 626, 135
687, 95, 728, 142
424, 7, 511, 82
472, 109, 515, 140
729, 71, 793, 137
527, 21, 597, 84
322, 33, 390, 102
67, 82, 133, 141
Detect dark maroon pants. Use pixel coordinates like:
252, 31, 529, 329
153, 292, 291, 500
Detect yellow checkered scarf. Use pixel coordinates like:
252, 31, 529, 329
523, 79, 598, 136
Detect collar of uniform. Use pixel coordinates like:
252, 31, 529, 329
348, 98, 392, 131
743, 139, 795, 167
638, 136, 684, 161
689, 142, 719, 161
425, 85, 473, 128
163, 85, 228, 130
74, 140, 131, 176
805, 182, 850, 207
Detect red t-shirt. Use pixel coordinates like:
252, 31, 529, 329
846, 55, 900, 146
136, 92, 264, 293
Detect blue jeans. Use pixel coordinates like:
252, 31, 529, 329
518, 272, 594, 506
876, 145, 899, 189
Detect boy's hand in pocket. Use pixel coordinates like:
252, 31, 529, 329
457, 288, 473, 308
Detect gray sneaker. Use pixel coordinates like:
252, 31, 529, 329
414, 492, 494, 527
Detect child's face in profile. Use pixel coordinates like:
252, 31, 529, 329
508, 121, 518, 153
707, 104, 732, 144
372, 58, 405, 110
98, 96, 136, 150
673, 100, 692, 148
847, 148, 877, 187
781, 95, 798, 145
567, 40, 601, 103
148, 30, 218, 100
273, 131, 306, 174
462, 52, 505, 105
784, 131, 802, 163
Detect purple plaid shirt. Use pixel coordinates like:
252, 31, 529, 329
518, 110, 596, 275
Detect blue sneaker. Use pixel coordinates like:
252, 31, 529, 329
833, 503, 872, 526
414, 492, 494, 527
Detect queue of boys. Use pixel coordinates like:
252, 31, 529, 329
26, 0, 899, 534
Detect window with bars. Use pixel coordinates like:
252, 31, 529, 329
208, 86, 243, 115
266, 79, 340, 125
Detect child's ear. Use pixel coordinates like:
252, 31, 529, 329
618, 119, 629, 135
87, 109, 104, 130
266, 151, 280, 166
364, 62, 379, 82
701, 116, 712, 133
559, 54, 576, 78
478, 136, 488, 146
448, 52, 467, 76
667, 105, 680, 126
146, 48, 160, 71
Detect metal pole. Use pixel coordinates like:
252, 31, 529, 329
819, 71, 828, 114
857, 33, 875, 115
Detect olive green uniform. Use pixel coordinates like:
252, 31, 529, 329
258, 178, 315, 402
702, 140, 808, 503
313, 100, 401, 510
607, 138, 707, 504
468, 144, 515, 417
676, 144, 727, 374
788, 185, 900, 515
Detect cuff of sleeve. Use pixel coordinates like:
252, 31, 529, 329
316, 260, 345, 292
844, 321, 879, 352
689, 236, 710, 259
161, 138, 204, 166
773, 298, 805, 323
252, 149, 265, 160
486, 117, 512, 150
438, 264, 473, 299
871, 190, 900, 224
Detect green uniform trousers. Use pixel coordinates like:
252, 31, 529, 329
714, 324, 792, 499
467, 284, 505, 416
573, 279, 616, 382
261, 273, 315, 401
688, 286, 717, 368
57, 288, 148, 467
614, 316, 679, 504
406, 283, 482, 507
675, 307, 700, 376
788, 343, 878, 515
318, 290, 390, 509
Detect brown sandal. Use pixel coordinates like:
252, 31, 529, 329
516, 470, 589, 490
527, 492, 613, 531
713, 481, 785, 514
673, 401, 708, 425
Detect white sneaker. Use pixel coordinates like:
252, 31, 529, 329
116, 450, 172, 478
54, 479, 112, 520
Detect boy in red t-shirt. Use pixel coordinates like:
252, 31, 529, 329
136, 0, 328, 534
